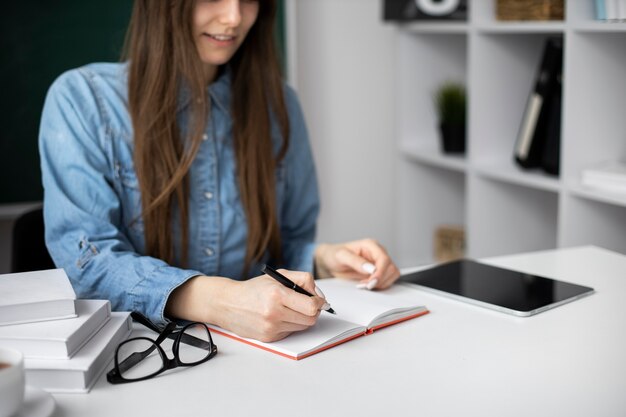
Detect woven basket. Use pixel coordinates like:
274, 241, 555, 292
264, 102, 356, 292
434, 225, 465, 262
496, 0, 564, 21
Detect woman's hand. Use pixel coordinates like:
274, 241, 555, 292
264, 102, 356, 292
314, 238, 400, 290
166, 270, 328, 343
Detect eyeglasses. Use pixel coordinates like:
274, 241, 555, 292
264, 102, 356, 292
107, 312, 217, 384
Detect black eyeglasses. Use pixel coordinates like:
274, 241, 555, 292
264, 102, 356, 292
107, 312, 217, 384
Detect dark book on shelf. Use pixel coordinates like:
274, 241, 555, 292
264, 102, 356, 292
513, 37, 563, 173
541, 65, 562, 176
383, 0, 467, 21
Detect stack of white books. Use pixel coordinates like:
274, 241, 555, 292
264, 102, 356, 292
581, 161, 626, 194
0, 269, 132, 393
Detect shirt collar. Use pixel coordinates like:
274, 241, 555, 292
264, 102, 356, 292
177, 66, 232, 115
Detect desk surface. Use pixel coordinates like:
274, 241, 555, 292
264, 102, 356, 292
53, 246, 626, 417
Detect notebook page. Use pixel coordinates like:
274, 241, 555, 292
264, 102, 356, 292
207, 314, 365, 359
316, 278, 425, 328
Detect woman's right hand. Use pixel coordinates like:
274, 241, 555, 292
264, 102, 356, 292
166, 270, 327, 342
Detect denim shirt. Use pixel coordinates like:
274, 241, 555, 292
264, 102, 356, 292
39, 63, 320, 327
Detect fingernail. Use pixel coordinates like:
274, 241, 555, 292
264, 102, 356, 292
315, 285, 326, 298
322, 302, 332, 311
366, 279, 378, 290
356, 281, 368, 289
362, 262, 376, 274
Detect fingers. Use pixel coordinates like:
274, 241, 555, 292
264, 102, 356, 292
346, 239, 400, 290
276, 269, 331, 314
372, 261, 400, 289
250, 278, 323, 342
278, 269, 317, 296
334, 247, 375, 279
263, 270, 326, 321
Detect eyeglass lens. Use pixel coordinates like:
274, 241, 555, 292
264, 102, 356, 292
118, 338, 164, 380
178, 323, 213, 365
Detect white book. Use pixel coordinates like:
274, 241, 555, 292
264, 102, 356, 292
582, 161, 626, 181
606, 0, 619, 20
0, 300, 111, 359
619, 0, 626, 21
0, 268, 77, 326
24, 312, 132, 393
581, 180, 626, 194
581, 161, 626, 193
207, 279, 429, 360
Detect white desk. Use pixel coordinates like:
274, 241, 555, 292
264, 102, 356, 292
53, 246, 626, 417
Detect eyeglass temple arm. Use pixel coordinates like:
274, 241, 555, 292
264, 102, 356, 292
117, 348, 153, 375
131, 312, 213, 351
177, 330, 214, 351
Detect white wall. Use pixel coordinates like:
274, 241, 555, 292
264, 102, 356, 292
287, 0, 399, 256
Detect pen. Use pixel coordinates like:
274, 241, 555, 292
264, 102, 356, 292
261, 264, 336, 314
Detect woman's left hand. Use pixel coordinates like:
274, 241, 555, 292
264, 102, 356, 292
314, 239, 400, 290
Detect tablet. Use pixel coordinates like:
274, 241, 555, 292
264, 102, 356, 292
400, 259, 594, 316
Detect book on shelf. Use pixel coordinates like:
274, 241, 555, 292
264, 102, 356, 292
540, 60, 562, 176
0, 299, 111, 359
596, 0, 626, 21
0, 268, 77, 326
514, 36, 563, 175
619, 0, 626, 21
207, 279, 429, 360
595, 0, 607, 20
24, 312, 132, 393
581, 161, 626, 193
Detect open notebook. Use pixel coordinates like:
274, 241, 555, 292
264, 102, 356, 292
207, 278, 428, 360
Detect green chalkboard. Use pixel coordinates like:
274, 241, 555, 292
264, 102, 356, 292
0, 1, 133, 203
0, 1, 285, 204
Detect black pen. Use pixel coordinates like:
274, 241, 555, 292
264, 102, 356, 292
261, 264, 336, 314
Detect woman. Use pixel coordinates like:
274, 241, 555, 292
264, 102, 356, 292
39, 0, 400, 343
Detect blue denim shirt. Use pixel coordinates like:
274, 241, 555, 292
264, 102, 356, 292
39, 63, 320, 327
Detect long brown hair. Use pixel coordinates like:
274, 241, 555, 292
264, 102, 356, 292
123, 0, 289, 276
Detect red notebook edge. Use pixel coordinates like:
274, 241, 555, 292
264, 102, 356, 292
367, 309, 430, 333
207, 308, 430, 360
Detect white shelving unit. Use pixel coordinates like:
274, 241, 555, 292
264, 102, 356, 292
393, 0, 626, 267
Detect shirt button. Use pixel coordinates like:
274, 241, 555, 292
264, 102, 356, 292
202, 133, 209, 141
204, 191, 213, 200
205, 248, 214, 257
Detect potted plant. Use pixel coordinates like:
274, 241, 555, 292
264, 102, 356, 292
434, 81, 467, 154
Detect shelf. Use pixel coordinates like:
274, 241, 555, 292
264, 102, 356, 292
560, 195, 626, 254
476, 22, 565, 34
400, 142, 467, 173
399, 21, 468, 34
573, 22, 626, 32
474, 161, 561, 192
568, 183, 626, 208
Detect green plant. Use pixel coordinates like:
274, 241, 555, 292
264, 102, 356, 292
434, 82, 466, 126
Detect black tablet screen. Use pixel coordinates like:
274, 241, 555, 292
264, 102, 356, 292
401, 259, 593, 313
